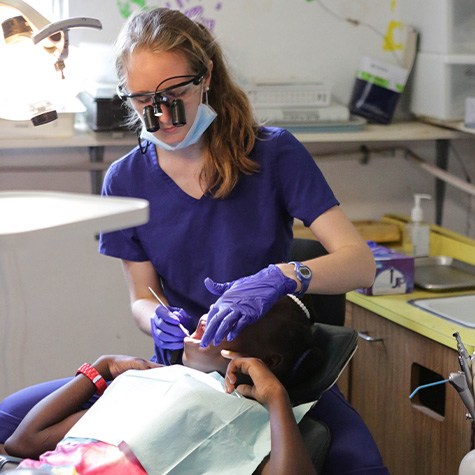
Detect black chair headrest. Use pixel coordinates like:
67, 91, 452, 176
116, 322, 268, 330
288, 323, 358, 406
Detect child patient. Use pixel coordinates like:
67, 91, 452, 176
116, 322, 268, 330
5, 295, 323, 475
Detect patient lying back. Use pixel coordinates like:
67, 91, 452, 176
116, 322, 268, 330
5, 295, 322, 475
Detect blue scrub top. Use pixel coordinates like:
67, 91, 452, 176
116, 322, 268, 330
99, 127, 338, 321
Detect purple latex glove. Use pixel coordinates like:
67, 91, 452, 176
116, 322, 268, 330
151, 304, 194, 351
200, 264, 297, 348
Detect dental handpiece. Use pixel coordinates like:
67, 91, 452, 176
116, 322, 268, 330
454, 332, 471, 364
453, 332, 473, 393
472, 353, 475, 396
459, 355, 473, 390
148, 287, 190, 337
449, 371, 475, 420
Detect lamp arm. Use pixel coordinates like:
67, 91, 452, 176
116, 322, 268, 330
32, 17, 102, 44
0, 0, 50, 29
31, 17, 102, 78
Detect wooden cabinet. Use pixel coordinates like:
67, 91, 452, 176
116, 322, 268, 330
346, 302, 473, 475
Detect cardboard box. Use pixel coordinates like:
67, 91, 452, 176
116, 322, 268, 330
358, 242, 414, 296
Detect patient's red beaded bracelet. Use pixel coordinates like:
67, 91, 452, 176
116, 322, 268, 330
76, 363, 108, 395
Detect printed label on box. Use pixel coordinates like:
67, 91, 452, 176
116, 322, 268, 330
358, 242, 414, 296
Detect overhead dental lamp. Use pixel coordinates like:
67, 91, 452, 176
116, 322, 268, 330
0, 0, 102, 125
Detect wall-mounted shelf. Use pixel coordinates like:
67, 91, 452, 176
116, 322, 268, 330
0, 121, 471, 224
0, 120, 465, 150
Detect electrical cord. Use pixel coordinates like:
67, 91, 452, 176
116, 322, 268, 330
311, 0, 403, 66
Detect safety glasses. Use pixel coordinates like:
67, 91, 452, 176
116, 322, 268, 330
117, 69, 207, 105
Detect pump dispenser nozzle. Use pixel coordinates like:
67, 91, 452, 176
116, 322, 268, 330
411, 194, 431, 223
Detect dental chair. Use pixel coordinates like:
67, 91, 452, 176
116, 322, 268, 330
0, 323, 358, 473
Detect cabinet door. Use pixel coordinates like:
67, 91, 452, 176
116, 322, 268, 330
348, 303, 472, 475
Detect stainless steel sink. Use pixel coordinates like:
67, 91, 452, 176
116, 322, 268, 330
410, 294, 475, 328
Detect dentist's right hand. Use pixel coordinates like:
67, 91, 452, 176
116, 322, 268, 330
151, 304, 193, 351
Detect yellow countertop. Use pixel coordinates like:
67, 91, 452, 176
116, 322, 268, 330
347, 216, 475, 353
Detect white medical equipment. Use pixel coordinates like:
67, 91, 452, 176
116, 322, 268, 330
0, 191, 151, 400
246, 82, 353, 126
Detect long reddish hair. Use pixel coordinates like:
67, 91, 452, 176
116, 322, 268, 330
115, 8, 260, 198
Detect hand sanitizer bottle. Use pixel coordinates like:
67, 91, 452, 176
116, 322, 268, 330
405, 194, 431, 257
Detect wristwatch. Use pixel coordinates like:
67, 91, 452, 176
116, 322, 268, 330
289, 261, 312, 296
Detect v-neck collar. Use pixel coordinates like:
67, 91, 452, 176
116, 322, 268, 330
148, 145, 207, 203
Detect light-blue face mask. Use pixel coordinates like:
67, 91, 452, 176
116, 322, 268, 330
140, 103, 217, 152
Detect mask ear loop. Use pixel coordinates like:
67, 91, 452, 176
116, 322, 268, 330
200, 85, 214, 126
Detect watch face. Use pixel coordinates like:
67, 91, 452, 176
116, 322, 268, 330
299, 266, 312, 279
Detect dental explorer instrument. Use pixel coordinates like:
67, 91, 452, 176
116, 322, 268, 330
148, 286, 190, 337
449, 372, 475, 420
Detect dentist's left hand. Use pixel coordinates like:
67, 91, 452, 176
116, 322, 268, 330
151, 304, 194, 350
200, 265, 297, 347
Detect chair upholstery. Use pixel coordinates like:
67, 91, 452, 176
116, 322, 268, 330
290, 238, 346, 326
289, 323, 358, 405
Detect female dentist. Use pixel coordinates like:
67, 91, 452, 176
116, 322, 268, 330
102, 7, 375, 359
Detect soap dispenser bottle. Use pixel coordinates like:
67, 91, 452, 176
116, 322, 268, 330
405, 194, 431, 257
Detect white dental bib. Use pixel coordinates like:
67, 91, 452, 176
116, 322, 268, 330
67, 365, 314, 475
